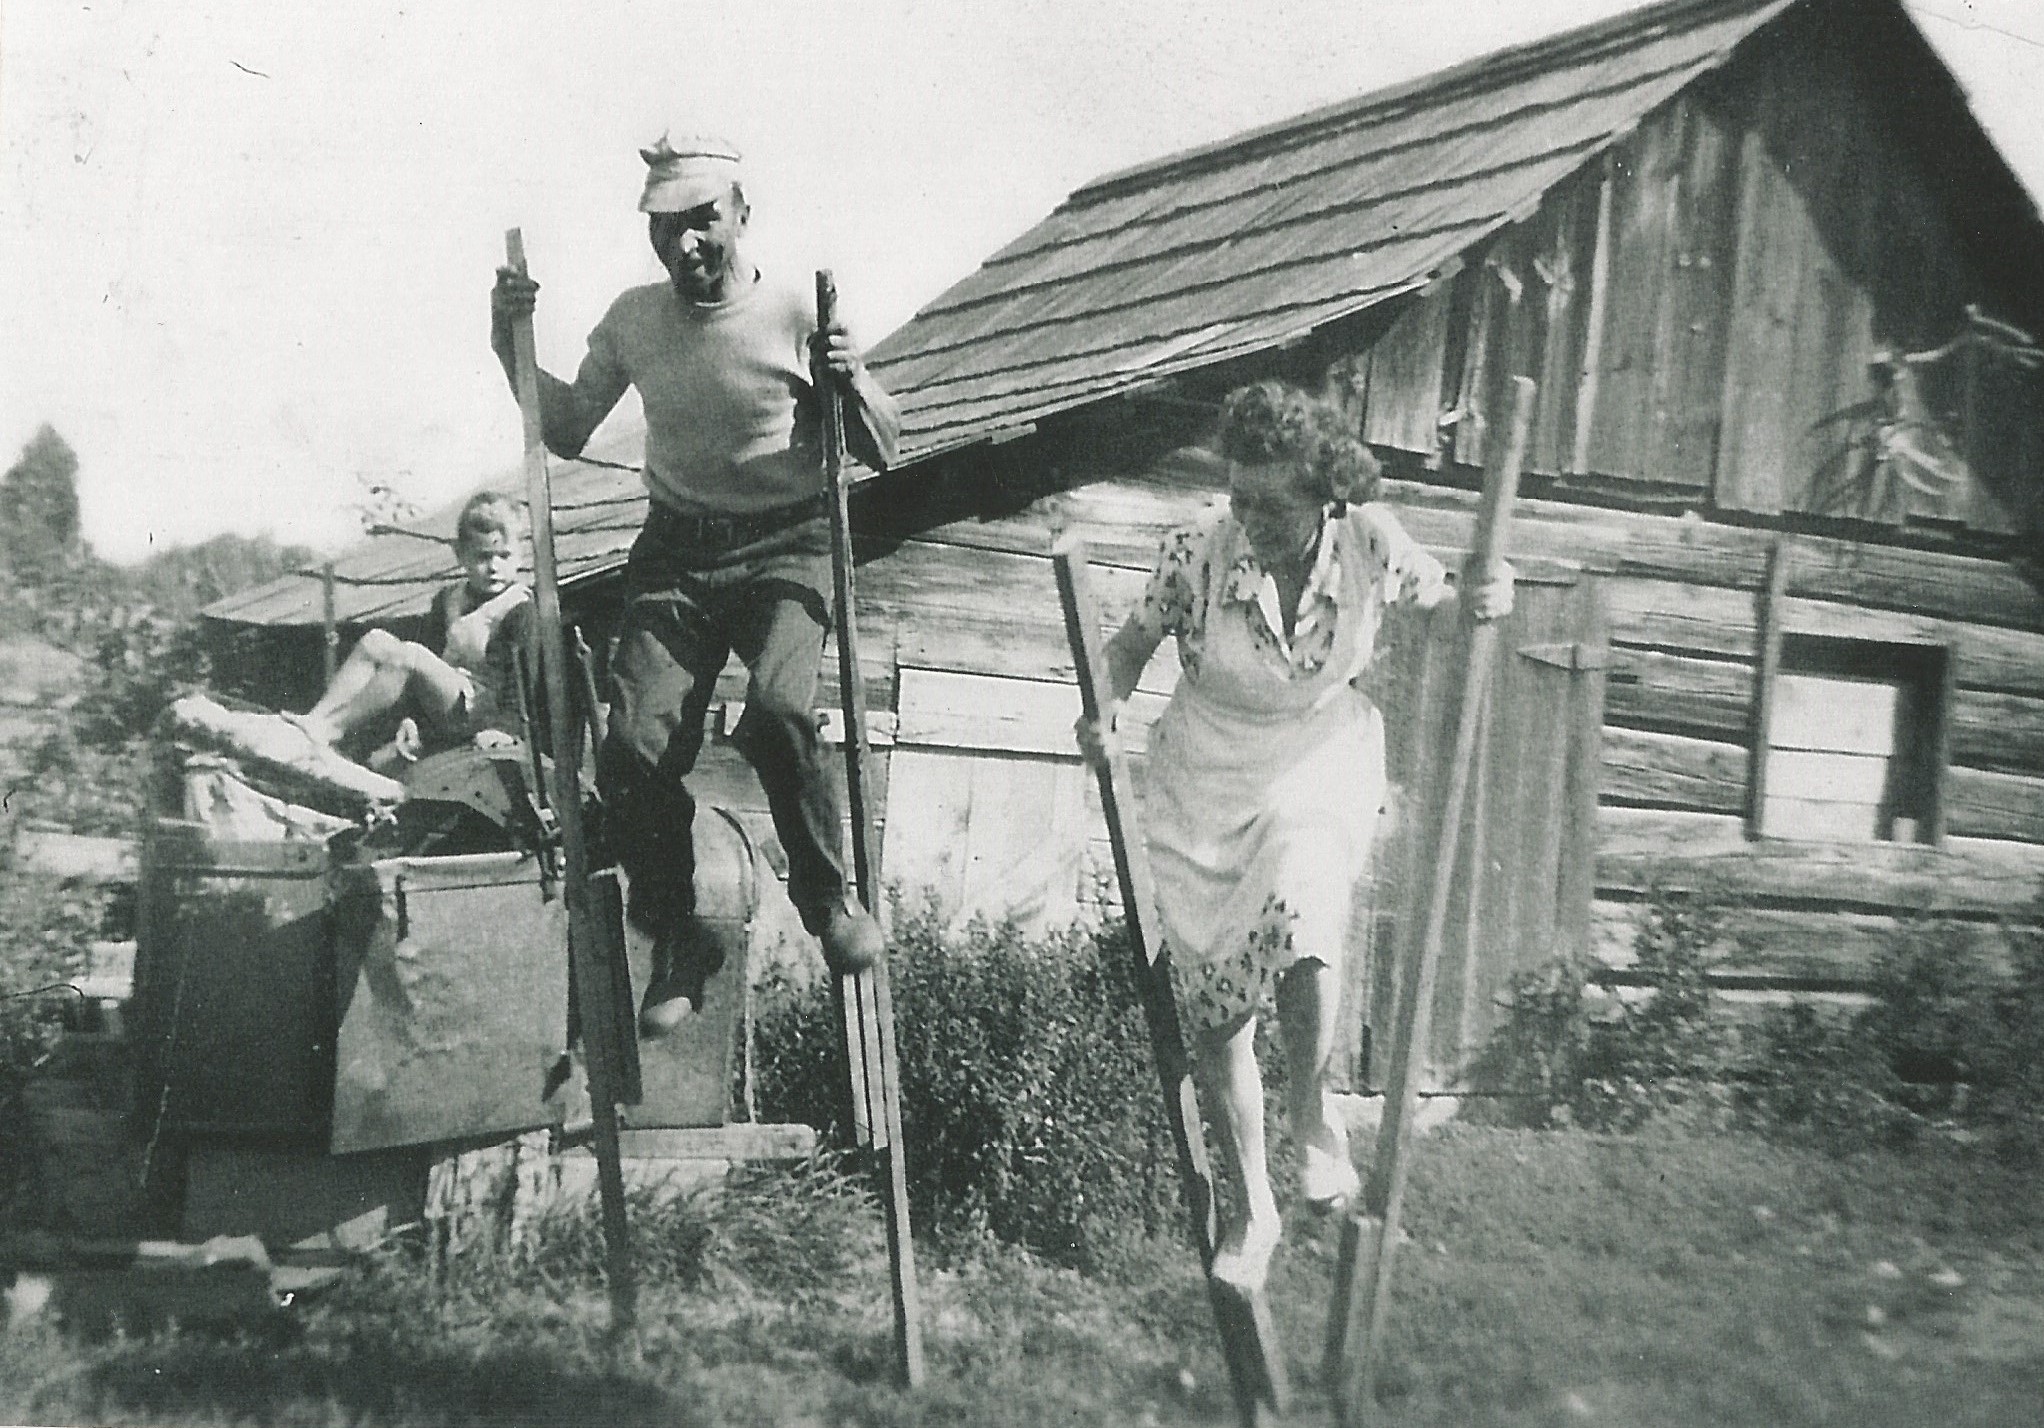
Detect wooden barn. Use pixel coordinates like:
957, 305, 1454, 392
203, 0, 2044, 1088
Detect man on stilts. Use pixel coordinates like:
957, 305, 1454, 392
491, 134, 899, 1033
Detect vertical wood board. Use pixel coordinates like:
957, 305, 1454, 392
1358, 575, 1607, 1081
1362, 286, 1454, 457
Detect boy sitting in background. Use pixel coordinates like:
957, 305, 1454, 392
180, 491, 534, 799
292, 490, 533, 770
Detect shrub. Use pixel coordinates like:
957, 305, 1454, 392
1743, 903, 2044, 1161
1465, 953, 1595, 1130
753, 896, 1178, 1271
1473, 886, 1735, 1131
1736, 998, 1918, 1150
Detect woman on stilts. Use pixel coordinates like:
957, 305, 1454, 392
1077, 379, 1513, 1290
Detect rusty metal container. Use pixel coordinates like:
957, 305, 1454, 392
327, 850, 570, 1153
130, 821, 336, 1143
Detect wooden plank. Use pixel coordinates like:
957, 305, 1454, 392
1594, 806, 2044, 915
1950, 689, 2044, 777
1929, 632, 1960, 846
1714, 97, 1797, 516
894, 666, 1170, 758
895, 608, 1184, 697
1569, 151, 1616, 477
1600, 726, 1747, 813
1530, 182, 1591, 477
1785, 543, 2044, 640
1948, 765, 2044, 845
1359, 601, 1460, 1080
860, 538, 1154, 641
1554, 580, 1609, 983
1591, 898, 1901, 985
1605, 646, 1753, 740
611, 1124, 817, 1161
861, 476, 1213, 573
1775, 597, 2044, 698
1375, 477, 2044, 635
1658, 97, 1742, 492
879, 749, 975, 914
1764, 749, 1889, 804
1487, 582, 1589, 1029
1362, 284, 1453, 457
1585, 108, 1696, 488
1606, 576, 1757, 659
1772, 673, 1899, 754
956, 756, 1089, 927
1597, 734, 2044, 844
1761, 788, 1883, 844
881, 747, 1091, 929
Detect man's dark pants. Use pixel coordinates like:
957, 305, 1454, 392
598, 499, 846, 939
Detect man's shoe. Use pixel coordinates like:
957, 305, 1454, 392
808, 896, 885, 976
637, 917, 725, 1039
638, 984, 694, 1038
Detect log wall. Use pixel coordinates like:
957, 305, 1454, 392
818, 462, 2044, 1010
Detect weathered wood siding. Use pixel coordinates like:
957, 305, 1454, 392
1394, 486, 2044, 990
590, 441, 2040, 1072
1353, 26, 2044, 534
1355, 572, 1607, 1080
844, 462, 1607, 1084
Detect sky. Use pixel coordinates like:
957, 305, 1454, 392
4, 0, 2043, 563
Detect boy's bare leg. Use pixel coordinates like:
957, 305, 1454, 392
298, 629, 467, 745
1196, 1017, 1281, 1288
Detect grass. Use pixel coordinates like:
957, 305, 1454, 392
6, 1128, 2042, 1427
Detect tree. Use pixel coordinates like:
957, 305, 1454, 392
2, 425, 83, 581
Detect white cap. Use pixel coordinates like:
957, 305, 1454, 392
637, 133, 743, 213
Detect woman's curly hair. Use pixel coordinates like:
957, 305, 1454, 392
1215, 379, 1381, 511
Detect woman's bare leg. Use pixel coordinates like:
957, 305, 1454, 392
1195, 1016, 1281, 1286
1276, 958, 1342, 1144
298, 629, 466, 745
1276, 957, 1358, 1204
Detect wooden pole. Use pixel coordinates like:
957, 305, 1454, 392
504, 229, 638, 1336
1054, 537, 1286, 1428
1328, 375, 1536, 1425
815, 270, 925, 1389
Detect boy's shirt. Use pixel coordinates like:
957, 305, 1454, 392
424, 581, 532, 733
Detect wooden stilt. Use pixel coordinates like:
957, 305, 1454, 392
504, 228, 637, 1337
1054, 538, 1286, 1428
1327, 375, 1536, 1425
816, 271, 925, 1389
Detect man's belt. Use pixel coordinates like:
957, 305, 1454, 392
647, 491, 827, 548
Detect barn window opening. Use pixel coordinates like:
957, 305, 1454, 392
1757, 636, 1950, 844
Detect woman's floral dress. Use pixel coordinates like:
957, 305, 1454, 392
1131, 498, 1446, 1037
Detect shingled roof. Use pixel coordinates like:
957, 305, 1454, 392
209, 0, 1810, 629
867, 0, 1794, 465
